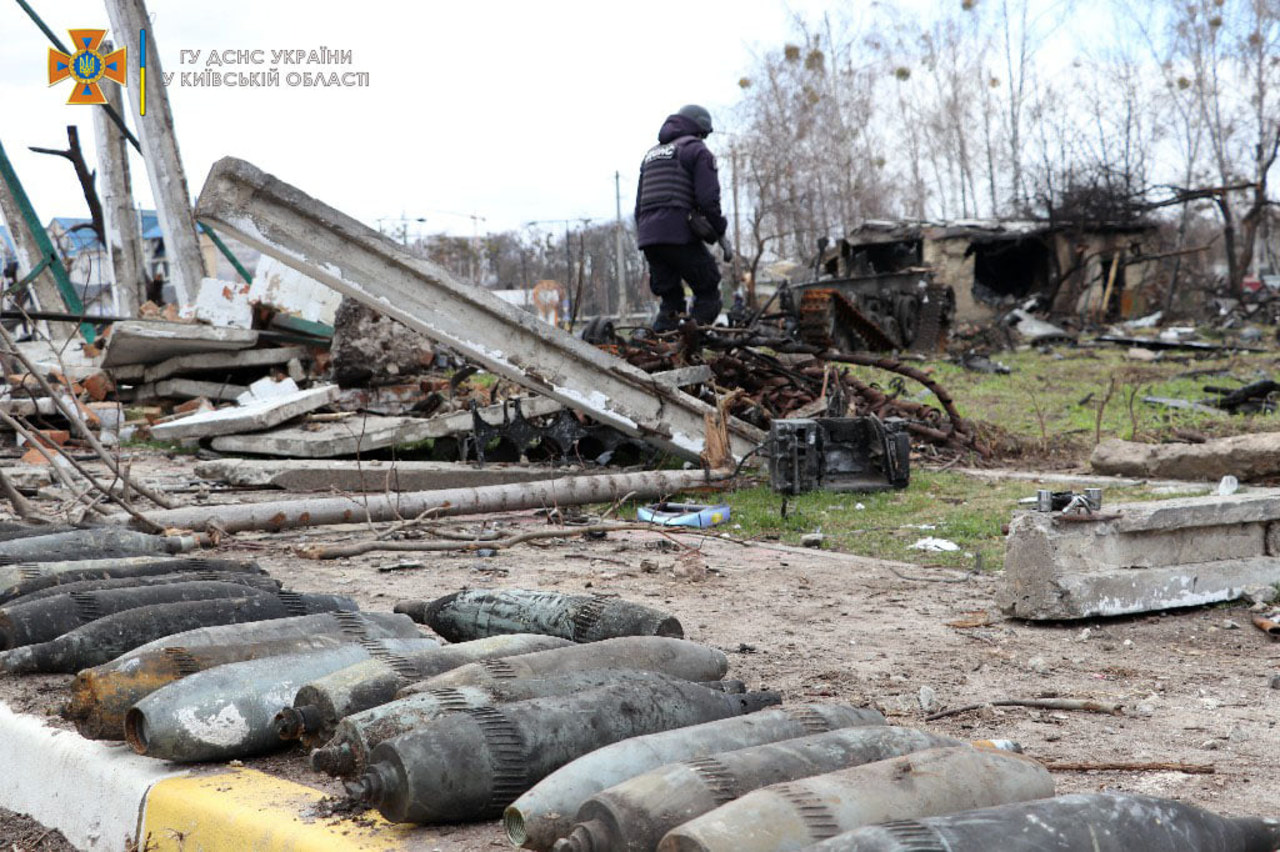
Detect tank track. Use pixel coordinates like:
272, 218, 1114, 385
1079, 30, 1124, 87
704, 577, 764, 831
798, 289, 895, 352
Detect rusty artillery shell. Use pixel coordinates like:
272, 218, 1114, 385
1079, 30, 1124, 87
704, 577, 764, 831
798, 793, 1280, 852
0, 592, 358, 673
0, 528, 201, 563
346, 682, 781, 824
65, 611, 426, 740
656, 746, 1054, 852
397, 589, 683, 643
311, 671, 748, 779
0, 578, 284, 649
507, 703, 888, 851
548, 726, 961, 852
399, 636, 729, 695
124, 638, 441, 762
0, 557, 262, 604
276, 633, 573, 747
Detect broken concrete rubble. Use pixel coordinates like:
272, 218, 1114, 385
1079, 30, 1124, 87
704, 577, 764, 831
208, 396, 565, 458
194, 157, 762, 463
1092, 433, 1280, 481
331, 298, 437, 387
1000, 490, 1280, 619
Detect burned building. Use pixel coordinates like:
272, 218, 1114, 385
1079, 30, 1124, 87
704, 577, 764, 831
840, 219, 1162, 322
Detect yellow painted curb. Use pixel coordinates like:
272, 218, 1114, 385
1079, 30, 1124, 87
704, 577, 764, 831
138, 767, 415, 851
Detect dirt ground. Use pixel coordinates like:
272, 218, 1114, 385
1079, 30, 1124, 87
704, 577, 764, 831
1, 454, 1279, 849
0, 807, 76, 851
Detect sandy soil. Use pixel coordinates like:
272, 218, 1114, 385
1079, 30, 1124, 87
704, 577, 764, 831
1, 455, 1278, 850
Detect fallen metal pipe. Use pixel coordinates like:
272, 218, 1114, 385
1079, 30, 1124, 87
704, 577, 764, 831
112, 469, 725, 534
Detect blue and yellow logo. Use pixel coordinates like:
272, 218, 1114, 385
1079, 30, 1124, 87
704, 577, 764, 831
48, 29, 126, 105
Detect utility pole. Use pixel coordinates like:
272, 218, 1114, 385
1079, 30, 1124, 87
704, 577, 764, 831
468, 213, 487, 284
92, 47, 145, 317
614, 171, 627, 318
103, 0, 205, 304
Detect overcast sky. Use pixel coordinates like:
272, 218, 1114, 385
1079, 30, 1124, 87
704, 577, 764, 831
0, 0, 849, 241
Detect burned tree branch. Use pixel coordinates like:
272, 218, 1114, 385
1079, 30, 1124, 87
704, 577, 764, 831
30, 126, 104, 247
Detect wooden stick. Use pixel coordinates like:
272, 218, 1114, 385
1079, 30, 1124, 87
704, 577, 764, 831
302, 521, 695, 560
0, 466, 43, 523
0, 322, 175, 509
1042, 761, 1213, 774
926, 697, 1123, 721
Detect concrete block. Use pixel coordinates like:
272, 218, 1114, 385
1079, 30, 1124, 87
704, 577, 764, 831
193, 459, 594, 492
249, 254, 342, 326
1000, 491, 1280, 619
1092, 433, 1280, 481
150, 385, 338, 441
100, 321, 258, 368
190, 276, 254, 328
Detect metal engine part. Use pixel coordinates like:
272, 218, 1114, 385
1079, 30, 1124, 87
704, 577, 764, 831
767, 417, 910, 495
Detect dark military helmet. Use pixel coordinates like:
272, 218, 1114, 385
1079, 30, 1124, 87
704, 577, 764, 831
677, 104, 713, 136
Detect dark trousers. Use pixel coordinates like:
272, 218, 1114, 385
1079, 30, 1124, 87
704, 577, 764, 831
643, 242, 722, 323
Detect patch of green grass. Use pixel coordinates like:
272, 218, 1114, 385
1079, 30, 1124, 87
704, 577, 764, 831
669, 472, 1208, 569
886, 347, 1279, 455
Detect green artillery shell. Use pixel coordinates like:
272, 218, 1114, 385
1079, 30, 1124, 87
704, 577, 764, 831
397, 589, 683, 642
347, 681, 781, 824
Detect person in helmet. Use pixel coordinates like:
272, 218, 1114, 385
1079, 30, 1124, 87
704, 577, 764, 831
635, 104, 729, 331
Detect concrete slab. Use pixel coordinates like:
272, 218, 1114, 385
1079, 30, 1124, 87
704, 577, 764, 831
999, 490, 1280, 619
210, 396, 565, 458
100, 321, 259, 368
193, 459, 594, 492
130, 378, 249, 402
150, 385, 339, 441
209, 414, 415, 457
236, 376, 300, 404
137, 345, 311, 384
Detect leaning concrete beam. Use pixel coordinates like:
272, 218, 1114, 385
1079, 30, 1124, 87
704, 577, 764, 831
999, 491, 1280, 619
194, 158, 762, 462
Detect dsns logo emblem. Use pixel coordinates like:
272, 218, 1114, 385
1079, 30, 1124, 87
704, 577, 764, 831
48, 29, 126, 105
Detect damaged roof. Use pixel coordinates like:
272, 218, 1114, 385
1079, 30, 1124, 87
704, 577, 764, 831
848, 217, 1155, 245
